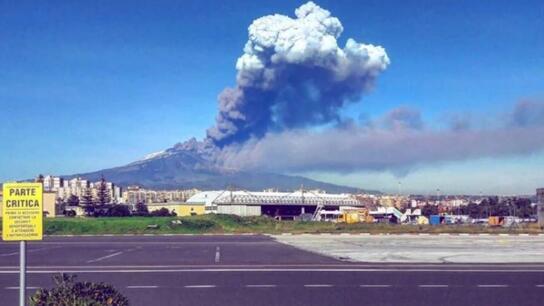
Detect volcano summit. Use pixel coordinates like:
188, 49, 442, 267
70, 138, 366, 193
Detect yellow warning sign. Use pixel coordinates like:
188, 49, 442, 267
2, 182, 43, 241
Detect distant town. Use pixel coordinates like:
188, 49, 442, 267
1, 174, 542, 227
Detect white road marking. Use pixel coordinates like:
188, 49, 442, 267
15, 241, 278, 246
245, 284, 277, 288
0, 263, 541, 269
536, 284, 544, 287
419, 284, 449, 288
0, 247, 55, 257
184, 285, 216, 288
215, 246, 221, 264
126, 285, 158, 289
360, 284, 391, 288
304, 284, 333, 287
86, 251, 123, 263
0, 267, 544, 274
477, 284, 509, 288
5, 286, 40, 290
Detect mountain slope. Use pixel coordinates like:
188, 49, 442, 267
68, 138, 377, 194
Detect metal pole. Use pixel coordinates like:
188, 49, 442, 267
19, 241, 26, 306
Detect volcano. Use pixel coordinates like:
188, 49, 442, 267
68, 138, 375, 193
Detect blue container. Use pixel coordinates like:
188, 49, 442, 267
429, 215, 441, 225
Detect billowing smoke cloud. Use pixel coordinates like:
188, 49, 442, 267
379, 107, 423, 131
207, 1, 390, 146
170, 2, 544, 177
217, 101, 544, 174
509, 100, 544, 127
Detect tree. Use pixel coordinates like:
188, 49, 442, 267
150, 208, 176, 217
80, 187, 95, 216
66, 194, 79, 206
134, 202, 150, 216
96, 175, 111, 206
513, 198, 534, 218
421, 204, 439, 217
464, 203, 480, 218
107, 205, 131, 217
29, 274, 129, 306
35, 174, 44, 183
489, 202, 510, 217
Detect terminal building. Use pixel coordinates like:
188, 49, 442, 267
186, 190, 364, 219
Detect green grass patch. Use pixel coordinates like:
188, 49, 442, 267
0, 215, 542, 235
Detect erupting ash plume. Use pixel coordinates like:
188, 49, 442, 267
216, 100, 544, 174
206, 1, 390, 146
160, 2, 544, 176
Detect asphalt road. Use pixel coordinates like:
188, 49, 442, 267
0, 235, 543, 306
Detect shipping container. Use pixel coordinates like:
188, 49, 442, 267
429, 215, 442, 225
488, 216, 504, 226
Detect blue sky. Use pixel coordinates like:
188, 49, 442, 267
1, 0, 543, 194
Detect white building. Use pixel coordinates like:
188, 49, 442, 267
123, 186, 198, 205
41, 175, 123, 204
43, 175, 63, 192
187, 190, 363, 218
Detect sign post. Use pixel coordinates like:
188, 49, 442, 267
20, 241, 26, 306
2, 182, 43, 306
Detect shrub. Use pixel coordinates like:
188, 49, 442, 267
133, 202, 150, 216
107, 205, 131, 217
29, 274, 129, 306
177, 218, 216, 230
150, 208, 176, 217
63, 210, 77, 217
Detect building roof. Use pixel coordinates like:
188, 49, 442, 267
186, 191, 224, 206
147, 202, 203, 206
188, 190, 361, 206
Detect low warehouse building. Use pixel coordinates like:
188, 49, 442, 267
186, 191, 221, 214
187, 190, 364, 219
217, 204, 261, 216
147, 202, 205, 217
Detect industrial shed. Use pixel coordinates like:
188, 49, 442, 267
187, 189, 363, 219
